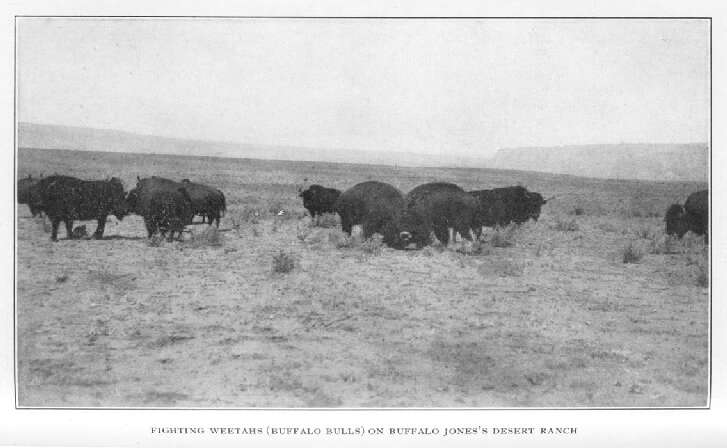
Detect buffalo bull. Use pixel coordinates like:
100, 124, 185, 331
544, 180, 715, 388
126, 176, 193, 241
17, 174, 42, 217
469, 186, 548, 237
299, 184, 342, 224
665, 189, 708, 244
31, 175, 128, 241
396, 182, 478, 248
334, 181, 407, 246
180, 179, 226, 227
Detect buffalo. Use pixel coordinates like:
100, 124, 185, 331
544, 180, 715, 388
469, 186, 548, 237
31, 175, 127, 241
396, 182, 479, 248
299, 184, 342, 224
180, 179, 226, 227
17, 174, 42, 217
334, 181, 407, 245
665, 189, 708, 244
126, 176, 193, 241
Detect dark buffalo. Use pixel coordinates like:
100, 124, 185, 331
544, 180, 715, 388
32, 175, 127, 241
469, 186, 548, 236
334, 181, 407, 245
180, 179, 226, 227
17, 174, 42, 217
665, 189, 708, 244
299, 184, 342, 224
396, 182, 479, 248
126, 176, 193, 241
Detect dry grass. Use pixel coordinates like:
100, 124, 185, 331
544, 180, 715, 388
360, 233, 384, 256
271, 250, 296, 274
16, 147, 709, 408
552, 217, 579, 232
622, 241, 645, 264
489, 224, 518, 248
315, 213, 340, 228
183, 227, 223, 248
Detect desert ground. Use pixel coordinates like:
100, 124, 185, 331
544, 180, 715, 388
16, 147, 709, 407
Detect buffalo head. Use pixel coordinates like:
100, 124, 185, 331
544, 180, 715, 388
665, 203, 688, 238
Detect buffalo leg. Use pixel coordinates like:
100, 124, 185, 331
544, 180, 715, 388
93, 216, 106, 239
340, 216, 353, 235
50, 218, 61, 242
433, 225, 449, 246
144, 219, 154, 238
65, 219, 74, 239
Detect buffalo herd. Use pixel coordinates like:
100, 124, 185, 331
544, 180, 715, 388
17, 173, 708, 248
17, 174, 226, 242
304, 181, 547, 249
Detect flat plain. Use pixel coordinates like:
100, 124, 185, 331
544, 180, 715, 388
16, 147, 709, 407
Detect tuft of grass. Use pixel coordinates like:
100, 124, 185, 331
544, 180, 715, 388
296, 224, 312, 242
552, 217, 579, 232
622, 241, 644, 264
329, 230, 355, 249
635, 226, 654, 240
360, 233, 384, 256
272, 250, 295, 274
316, 213, 340, 228
184, 227, 223, 248
489, 224, 518, 248
456, 241, 491, 256
147, 234, 165, 247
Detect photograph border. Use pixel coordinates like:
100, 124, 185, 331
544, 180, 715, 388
12, 14, 713, 412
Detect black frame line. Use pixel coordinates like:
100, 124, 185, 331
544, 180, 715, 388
12, 15, 713, 412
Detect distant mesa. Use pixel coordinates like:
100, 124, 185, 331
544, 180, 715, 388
18, 122, 708, 182
489, 143, 707, 182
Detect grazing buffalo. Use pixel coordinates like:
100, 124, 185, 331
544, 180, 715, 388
17, 174, 42, 217
180, 179, 226, 227
665, 189, 709, 244
334, 181, 406, 245
126, 176, 193, 241
299, 184, 342, 224
396, 182, 479, 248
469, 186, 548, 236
32, 175, 127, 241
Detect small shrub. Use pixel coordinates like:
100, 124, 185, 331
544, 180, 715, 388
71, 225, 88, 239
696, 261, 709, 288
272, 250, 295, 274
296, 224, 312, 242
316, 213, 340, 228
553, 217, 579, 232
360, 233, 384, 256
237, 206, 262, 224
622, 241, 644, 264
329, 230, 355, 249
597, 221, 619, 233
184, 227, 223, 248
490, 224, 517, 248
635, 227, 654, 240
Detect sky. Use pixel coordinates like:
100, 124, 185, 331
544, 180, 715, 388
17, 18, 710, 158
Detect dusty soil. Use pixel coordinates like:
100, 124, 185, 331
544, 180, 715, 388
16, 148, 709, 407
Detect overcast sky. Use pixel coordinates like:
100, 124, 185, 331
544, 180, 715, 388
17, 18, 709, 157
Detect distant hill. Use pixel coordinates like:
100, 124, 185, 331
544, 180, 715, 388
17, 122, 488, 169
18, 122, 708, 181
489, 144, 708, 182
